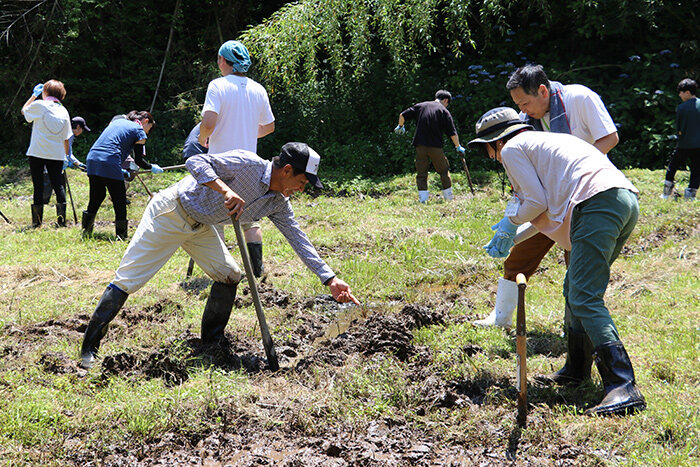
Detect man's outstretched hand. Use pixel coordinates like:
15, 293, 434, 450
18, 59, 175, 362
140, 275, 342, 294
327, 277, 360, 305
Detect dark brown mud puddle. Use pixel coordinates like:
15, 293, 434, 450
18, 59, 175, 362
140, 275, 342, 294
65, 415, 593, 466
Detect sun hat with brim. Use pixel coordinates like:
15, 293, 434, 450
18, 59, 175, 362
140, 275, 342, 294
467, 107, 533, 148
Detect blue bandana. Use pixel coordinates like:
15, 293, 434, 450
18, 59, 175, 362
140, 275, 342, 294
218, 40, 251, 73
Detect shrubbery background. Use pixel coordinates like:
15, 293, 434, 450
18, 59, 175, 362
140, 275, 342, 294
1, 0, 697, 178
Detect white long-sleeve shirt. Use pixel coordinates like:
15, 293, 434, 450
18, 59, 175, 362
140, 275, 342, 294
502, 131, 637, 250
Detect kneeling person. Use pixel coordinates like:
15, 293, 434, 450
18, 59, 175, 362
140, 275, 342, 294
80, 142, 359, 369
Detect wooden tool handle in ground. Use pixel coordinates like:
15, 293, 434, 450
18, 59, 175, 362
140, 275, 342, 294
460, 156, 475, 195
232, 218, 279, 372
515, 272, 527, 428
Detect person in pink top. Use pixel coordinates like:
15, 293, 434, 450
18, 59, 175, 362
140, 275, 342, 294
467, 107, 646, 417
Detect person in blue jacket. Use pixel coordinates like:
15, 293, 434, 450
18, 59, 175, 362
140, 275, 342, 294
84, 110, 163, 239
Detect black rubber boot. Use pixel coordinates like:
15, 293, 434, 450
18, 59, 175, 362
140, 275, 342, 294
56, 203, 67, 227
81, 211, 96, 237
585, 341, 647, 416
200, 281, 238, 346
115, 220, 128, 240
79, 285, 129, 369
536, 328, 593, 385
247, 242, 264, 278
31, 204, 43, 228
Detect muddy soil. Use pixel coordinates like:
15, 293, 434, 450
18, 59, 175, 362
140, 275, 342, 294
2, 284, 597, 465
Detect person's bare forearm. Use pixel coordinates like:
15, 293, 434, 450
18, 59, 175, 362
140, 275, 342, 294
199, 111, 218, 145
594, 132, 619, 155
258, 121, 275, 138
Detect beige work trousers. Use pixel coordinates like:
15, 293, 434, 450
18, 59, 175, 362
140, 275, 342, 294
112, 185, 242, 294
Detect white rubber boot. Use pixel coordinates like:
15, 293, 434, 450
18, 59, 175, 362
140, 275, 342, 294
474, 278, 518, 328
442, 187, 454, 201
660, 180, 674, 199
418, 190, 429, 203
684, 187, 697, 200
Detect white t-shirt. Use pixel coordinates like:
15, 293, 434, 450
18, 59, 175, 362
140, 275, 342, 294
202, 75, 275, 155
23, 100, 72, 161
530, 84, 617, 145
502, 131, 637, 250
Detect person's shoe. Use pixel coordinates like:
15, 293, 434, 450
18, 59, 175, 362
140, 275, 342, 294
660, 180, 674, 199
474, 278, 518, 328
80, 284, 129, 369
31, 204, 43, 228
247, 242, 265, 278
684, 187, 697, 201
56, 203, 67, 227
536, 328, 594, 385
81, 211, 96, 237
201, 281, 238, 346
418, 190, 429, 203
584, 341, 646, 416
442, 187, 454, 201
115, 220, 128, 240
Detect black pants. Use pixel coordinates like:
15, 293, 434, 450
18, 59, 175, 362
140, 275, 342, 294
665, 147, 699, 189
87, 175, 127, 221
29, 156, 65, 205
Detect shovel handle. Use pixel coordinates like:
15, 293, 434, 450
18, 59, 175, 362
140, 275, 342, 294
232, 217, 279, 372
515, 272, 527, 427
460, 156, 475, 195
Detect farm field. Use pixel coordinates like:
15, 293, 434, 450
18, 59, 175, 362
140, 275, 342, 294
0, 166, 698, 466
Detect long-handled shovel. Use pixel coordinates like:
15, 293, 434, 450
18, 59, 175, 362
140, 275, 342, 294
232, 217, 279, 372
134, 164, 186, 175
134, 173, 153, 198
0, 206, 11, 223
63, 170, 78, 224
460, 155, 475, 195
515, 273, 528, 428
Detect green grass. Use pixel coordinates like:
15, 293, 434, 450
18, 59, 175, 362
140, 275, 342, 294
0, 165, 698, 465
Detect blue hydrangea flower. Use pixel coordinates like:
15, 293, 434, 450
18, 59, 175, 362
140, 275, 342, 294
654, 90, 664, 95
470, 80, 479, 85
670, 63, 680, 68
629, 55, 641, 61
618, 73, 630, 79
659, 49, 672, 55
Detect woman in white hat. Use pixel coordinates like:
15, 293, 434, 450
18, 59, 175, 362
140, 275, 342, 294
467, 107, 646, 417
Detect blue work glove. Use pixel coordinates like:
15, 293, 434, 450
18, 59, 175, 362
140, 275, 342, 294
150, 164, 164, 174
483, 217, 518, 258
32, 83, 44, 97
394, 125, 406, 135
456, 145, 466, 155
62, 159, 69, 171
121, 168, 131, 178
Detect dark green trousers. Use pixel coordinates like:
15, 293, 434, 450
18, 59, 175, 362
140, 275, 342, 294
564, 188, 639, 347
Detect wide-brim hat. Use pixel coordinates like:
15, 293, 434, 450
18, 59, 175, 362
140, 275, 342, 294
467, 107, 532, 148
279, 142, 323, 189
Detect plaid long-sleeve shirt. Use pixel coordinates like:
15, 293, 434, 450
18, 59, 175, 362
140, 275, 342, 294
177, 150, 335, 283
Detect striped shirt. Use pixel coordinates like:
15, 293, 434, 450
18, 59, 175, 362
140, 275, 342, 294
177, 150, 334, 283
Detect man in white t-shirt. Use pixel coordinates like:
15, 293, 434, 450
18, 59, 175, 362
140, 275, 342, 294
198, 40, 275, 277
474, 64, 620, 387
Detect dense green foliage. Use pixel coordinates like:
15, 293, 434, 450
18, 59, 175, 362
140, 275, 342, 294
1, 0, 698, 177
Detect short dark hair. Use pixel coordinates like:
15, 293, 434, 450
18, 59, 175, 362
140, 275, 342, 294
506, 64, 550, 95
43, 79, 66, 100
272, 155, 305, 176
677, 78, 697, 94
126, 110, 156, 128
435, 90, 452, 103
